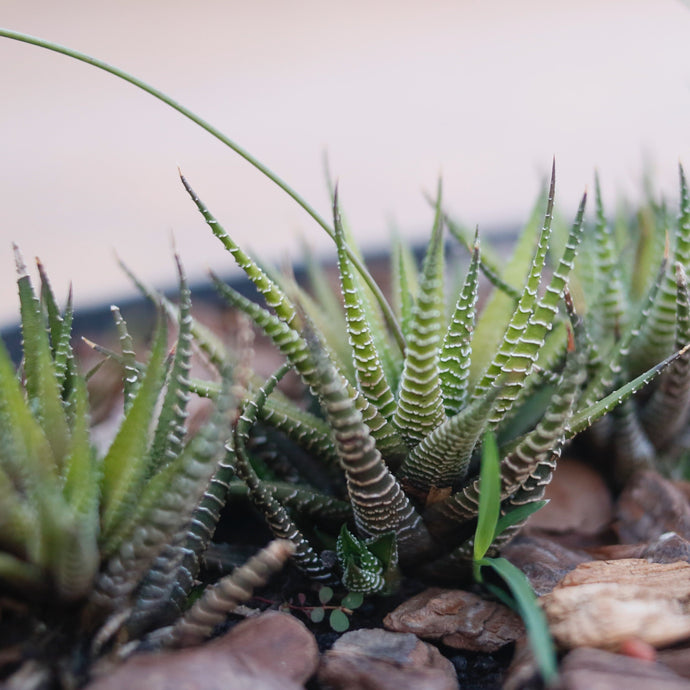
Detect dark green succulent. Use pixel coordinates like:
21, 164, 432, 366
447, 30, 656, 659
172, 167, 683, 593
0, 253, 292, 688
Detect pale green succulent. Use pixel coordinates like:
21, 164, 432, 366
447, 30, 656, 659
0, 253, 292, 688
564, 165, 690, 485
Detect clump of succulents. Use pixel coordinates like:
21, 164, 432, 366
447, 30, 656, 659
0, 252, 293, 688
566, 165, 690, 484
1, 21, 688, 631
173, 166, 683, 593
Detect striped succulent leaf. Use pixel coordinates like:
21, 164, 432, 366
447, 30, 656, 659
392, 187, 447, 445
231, 363, 335, 582
334, 196, 397, 422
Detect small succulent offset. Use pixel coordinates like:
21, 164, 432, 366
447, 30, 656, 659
570, 166, 690, 484
178, 166, 683, 592
0, 252, 292, 688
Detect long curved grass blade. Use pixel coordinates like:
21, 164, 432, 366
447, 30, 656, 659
0, 28, 405, 352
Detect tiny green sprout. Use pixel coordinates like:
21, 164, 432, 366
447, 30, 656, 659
473, 431, 557, 685
286, 585, 364, 631
319, 585, 335, 605
310, 607, 326, 624
329, 609, 351, 633
336, 526, 400, 595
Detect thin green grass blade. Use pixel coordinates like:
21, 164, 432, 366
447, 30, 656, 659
473, 431, 501, 562
479, 557, 558, 684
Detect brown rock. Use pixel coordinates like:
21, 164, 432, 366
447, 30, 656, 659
317, 628, 458, 690
540, 559, 690, 651
501, 534, 591, 595
383, 587, 523, 652
616, 471, 690, 543
556, 647, 690, 690
87, 611, 318, 690
528, 457, 613, 535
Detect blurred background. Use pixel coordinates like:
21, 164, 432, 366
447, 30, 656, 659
2, 0, 690, 327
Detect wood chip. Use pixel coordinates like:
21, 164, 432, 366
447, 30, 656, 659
540, 559, 690, 650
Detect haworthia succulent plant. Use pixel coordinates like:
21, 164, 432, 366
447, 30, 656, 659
173, 164, 684, 591
0, 256, 292, 689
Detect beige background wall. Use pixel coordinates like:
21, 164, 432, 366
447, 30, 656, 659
2, 1, 690, 326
